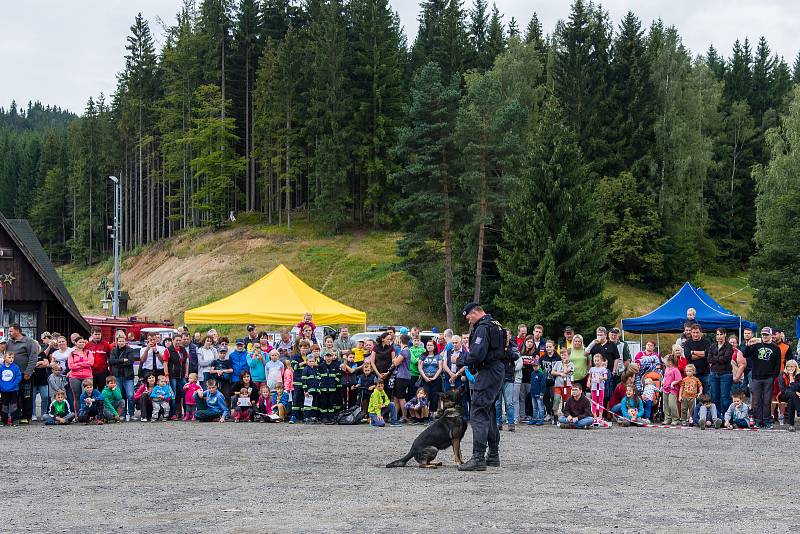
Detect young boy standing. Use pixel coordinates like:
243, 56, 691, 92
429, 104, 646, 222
301, 352, 321, 424
317, 350, 341, 424
0, 351, 22, 425
528, 359, 547, 426
679, 364, 703, 425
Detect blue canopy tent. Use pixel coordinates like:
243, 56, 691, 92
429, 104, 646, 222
622, 282, 756, 335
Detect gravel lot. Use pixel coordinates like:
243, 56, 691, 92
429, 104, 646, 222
3, 420, 795, 533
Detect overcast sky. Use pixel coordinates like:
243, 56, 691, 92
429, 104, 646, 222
2, 0, 798, 114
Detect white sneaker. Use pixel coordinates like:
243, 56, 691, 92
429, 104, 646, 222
140, 418, 148, 423
31, 416, 38, 421
125, 415, 131, 422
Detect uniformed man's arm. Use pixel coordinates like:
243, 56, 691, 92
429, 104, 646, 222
466, 325, 489, 368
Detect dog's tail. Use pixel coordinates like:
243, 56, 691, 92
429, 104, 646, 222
386, 451, 414, 468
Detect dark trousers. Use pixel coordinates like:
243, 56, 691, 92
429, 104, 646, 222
18, 376, 32, 420
420, 377, 442, 414
291, 387, 304, 420
318, 390, 338, 418
786, 394, 800, 426
544, 380, 555, 416
139, 394, 153, 420
78, 401, 104, 422
469, 361, 504, 458
750, 377, 774, 426
1, 391, 19, 422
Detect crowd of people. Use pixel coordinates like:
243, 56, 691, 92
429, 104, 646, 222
0, 308, 798, 432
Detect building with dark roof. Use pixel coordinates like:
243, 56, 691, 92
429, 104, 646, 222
0, 212, 89, 338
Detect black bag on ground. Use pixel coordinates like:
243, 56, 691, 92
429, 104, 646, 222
336, 404, 363, 425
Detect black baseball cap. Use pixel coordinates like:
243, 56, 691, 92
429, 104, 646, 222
235, 339, 245, 346
247, 324, 256, 331
462, 302, 479, 317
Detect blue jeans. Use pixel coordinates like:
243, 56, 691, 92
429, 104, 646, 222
31, 384, 49, 418
495, 381, 515, 425
708, 372, 733, 415
530, 395, 545, 423
693, 374, 711, 423
643, 400, 653, 419
170, 377, 185, 417
731, 418, 749, 428
369, 403, 397, 426
118, 377, 136, 417
611, 403, 622, 416
558, 415, 594, 429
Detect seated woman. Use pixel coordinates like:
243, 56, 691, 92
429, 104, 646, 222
558, 383, 594, 429
608, 371, 635, 417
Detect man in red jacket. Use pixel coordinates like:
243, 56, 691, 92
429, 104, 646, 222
85, 327, 113, 392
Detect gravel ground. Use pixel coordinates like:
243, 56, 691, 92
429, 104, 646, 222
2, 420, 795, 533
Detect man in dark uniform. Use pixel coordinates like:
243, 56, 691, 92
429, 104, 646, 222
459, 302, 505, 472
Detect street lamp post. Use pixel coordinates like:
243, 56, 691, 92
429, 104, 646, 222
109, 176, 121, 317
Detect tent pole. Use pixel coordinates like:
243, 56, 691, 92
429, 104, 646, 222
656, 333, 660, 356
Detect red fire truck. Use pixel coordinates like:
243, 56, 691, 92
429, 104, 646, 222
84, 315, 176, 343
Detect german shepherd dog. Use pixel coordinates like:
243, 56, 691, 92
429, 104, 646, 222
386, 387, 468, 468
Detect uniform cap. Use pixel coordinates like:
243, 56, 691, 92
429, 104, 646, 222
761, 327, 772, 335
462, 302, 480, 317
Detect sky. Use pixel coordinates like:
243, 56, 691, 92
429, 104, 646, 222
2, 0, 798, 114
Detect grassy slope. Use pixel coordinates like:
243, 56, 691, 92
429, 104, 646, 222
61, 219, 753, 335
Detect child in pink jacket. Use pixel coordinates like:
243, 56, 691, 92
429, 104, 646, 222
662, 350, 683, 425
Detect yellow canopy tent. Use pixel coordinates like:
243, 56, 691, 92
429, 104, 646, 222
184, 264, 366, 326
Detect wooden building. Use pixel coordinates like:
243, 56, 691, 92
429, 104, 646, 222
0, 212, 89, 338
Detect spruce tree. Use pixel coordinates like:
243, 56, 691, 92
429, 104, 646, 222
394, 62, 461, 327
184, 84, 246, 225
751, 86, 800, 331
496, 96, 614, 338
485, 3, 506, 65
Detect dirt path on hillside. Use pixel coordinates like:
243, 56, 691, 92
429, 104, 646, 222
319, 229, 366, 293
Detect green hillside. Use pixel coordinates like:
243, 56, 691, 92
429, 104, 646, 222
61, 218, 753, 335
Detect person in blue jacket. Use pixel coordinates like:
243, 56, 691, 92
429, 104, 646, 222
528, 359, 547, 426
194, 379, 229, 422
0, 351, 23, 425
619, 385, 645, 426
228, 340, 249, 383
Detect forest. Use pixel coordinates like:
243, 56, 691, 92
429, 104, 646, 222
1, 0, 800, 333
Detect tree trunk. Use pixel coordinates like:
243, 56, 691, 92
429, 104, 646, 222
442, 156, 454, 329
474, 153, 487, 303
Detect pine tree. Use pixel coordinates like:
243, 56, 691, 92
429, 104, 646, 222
724, 38, 752, 105
467, 0, 489, 71
262, 0, 291, 41
394, 62, 461, 327
750, 37, 774, 126
523, 12, 547, 86
705, 44, 726, 80
507, 17, 519, 40
495, 96, 614, 338
412, 0, 468, 80
751, 86, 800, 331
793, 51, 800, 83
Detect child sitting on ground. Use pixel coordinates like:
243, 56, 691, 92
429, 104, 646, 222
271, 382, 290, 421
724, 390, 750, 429
679, 364, 703, 425
234, 386, 254, 422
0, 351, 22, 426
255, 384, 280, 422
182, 373, 202, 421
102, 375, 125, 423
149, 375, 175, 422
78, 379, 105, 425
135, 374, 157, 422
404, 387, 429, 424
43, 389, 75, 425
368, 379, 398, 427
619, 385, 644, 426
697, 394, 722, 429
641, 377, 658, 421
194, 379, 229, 422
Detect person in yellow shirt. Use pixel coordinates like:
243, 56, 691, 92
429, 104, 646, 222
368, 379, 398, 427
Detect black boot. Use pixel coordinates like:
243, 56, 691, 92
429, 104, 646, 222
486, 451, 500, 467
458, 456, 487, 471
